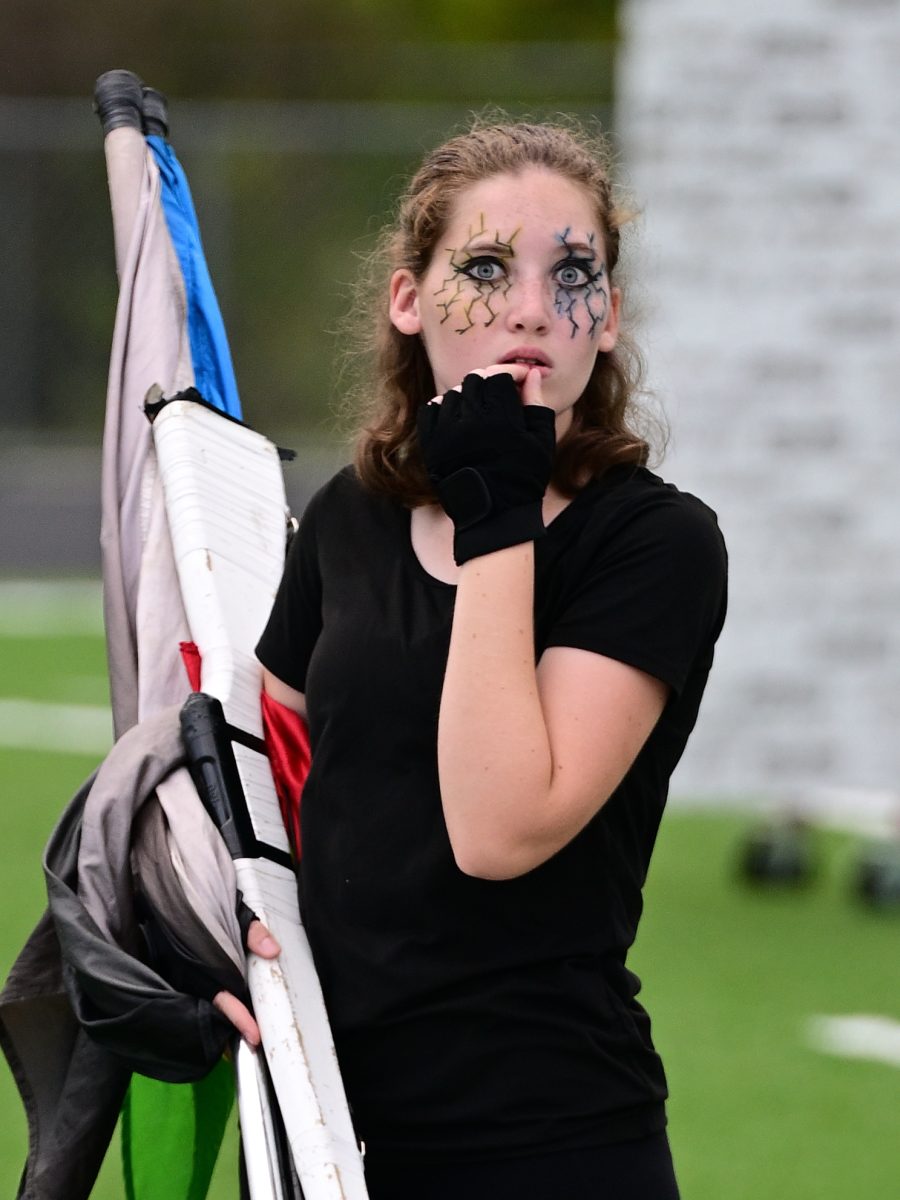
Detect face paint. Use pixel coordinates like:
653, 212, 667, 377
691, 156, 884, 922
552, 229, 610, 340
433, 214, 521, 334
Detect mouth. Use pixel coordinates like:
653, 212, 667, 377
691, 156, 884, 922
498, 349, 552, 372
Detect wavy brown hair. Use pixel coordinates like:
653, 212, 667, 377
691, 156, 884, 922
343, 117, 654, 505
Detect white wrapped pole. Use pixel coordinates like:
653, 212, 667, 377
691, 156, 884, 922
154, 398, 368, 1199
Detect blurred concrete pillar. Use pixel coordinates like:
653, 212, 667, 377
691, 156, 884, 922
618, 0, 900, 803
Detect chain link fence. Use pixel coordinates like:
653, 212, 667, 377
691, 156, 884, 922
0, 55, 615, 570
0, 53, 615, 439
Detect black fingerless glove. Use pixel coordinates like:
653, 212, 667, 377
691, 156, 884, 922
416, 372, 556, 565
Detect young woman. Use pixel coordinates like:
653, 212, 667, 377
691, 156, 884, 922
222, 120, 727, 1198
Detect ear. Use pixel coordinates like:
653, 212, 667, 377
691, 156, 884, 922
596, 285, 621, 354
389, 268, 422, 335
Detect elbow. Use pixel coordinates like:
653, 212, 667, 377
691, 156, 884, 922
449, 832, 550, 881
453, 851, 532, 882
445, 786, 616, 881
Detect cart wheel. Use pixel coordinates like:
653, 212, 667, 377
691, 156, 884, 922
852, 841, 900, 912
737, 820, 817, 887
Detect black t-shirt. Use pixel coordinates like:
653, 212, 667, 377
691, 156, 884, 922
256, 463, 727, 1162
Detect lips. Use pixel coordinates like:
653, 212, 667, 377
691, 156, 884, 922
498, 348, 552, 370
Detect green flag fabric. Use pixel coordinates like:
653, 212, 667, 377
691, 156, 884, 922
123, 1063, 234, 1200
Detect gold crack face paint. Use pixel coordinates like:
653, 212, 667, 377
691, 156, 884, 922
433, 214, 521, 334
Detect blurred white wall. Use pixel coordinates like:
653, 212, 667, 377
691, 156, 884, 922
618, 0, 900, 808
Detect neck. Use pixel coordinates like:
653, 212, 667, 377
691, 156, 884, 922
410, 484, 573, 586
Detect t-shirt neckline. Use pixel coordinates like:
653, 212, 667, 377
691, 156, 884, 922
403, 475, 607, 590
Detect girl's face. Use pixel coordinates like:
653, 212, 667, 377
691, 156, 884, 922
389, 167, 620, 433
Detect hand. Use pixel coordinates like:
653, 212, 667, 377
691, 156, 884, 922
213, 919, 280, 1047
416, 367, 555, 565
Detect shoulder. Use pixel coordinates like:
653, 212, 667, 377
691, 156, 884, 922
586, 464, 723, 531
299, 464, 383, 528
304, 464, 362, 510
540, 466, 728, 673
539, 467, 728, 691
294, 464, 408, 570
578, 465, 727, 575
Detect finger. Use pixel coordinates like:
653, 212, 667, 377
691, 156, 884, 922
214, 990, 262, 1047
521, 365, 545, 407
484, 363, 529, 384
246, 919, 280, 958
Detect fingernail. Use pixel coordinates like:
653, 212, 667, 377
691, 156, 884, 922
260, 935, 280, 955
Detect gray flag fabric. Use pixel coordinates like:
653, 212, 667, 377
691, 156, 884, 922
99, 126, 195, 740
0, 706, 247, 1198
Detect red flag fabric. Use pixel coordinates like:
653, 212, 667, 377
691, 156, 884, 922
179, 641, 203, 692
260, 693, 311, 862
180, 641, 310, 861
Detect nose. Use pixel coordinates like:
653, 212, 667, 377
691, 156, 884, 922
505, 277, 551, 334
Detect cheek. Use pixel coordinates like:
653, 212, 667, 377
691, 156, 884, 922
552, 279, 611, 340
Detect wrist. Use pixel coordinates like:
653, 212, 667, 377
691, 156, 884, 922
453, 500, 545, 565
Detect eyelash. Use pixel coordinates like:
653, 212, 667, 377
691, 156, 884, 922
455, 255, 598, 289
456, 256, 506, 283
553, 258, 597, 289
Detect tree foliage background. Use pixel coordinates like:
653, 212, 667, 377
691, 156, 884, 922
1, 2, 618, 440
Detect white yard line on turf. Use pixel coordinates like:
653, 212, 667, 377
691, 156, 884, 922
807, 1015, 900, 1069
0, 698, 111, 756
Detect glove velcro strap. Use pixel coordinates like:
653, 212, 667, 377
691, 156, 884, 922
453, 500, 546, 565
435, 467, 493, 531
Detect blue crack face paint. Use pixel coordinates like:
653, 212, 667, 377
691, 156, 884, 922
552, 229, 610, 339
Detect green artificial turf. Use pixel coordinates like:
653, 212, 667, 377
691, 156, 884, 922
634, 811, 899, 1198
1, 620, 898, 1198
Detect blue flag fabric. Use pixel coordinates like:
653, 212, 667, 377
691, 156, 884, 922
147, 135, 242, 420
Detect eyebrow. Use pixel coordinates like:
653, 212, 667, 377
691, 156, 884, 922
556, 240, 597, 258
462, 236, 600, 259
461, 239, 518, 257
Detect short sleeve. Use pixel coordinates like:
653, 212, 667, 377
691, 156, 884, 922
544, 495, 728, 696
255, 489, 324, 693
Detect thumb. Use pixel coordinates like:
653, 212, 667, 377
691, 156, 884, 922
247, 919, 280, 958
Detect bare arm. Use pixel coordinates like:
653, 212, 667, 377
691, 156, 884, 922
262, 666, 307, 719
438, 541, 668, 880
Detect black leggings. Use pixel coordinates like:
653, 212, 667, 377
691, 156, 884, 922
363, 1131, 680, 1200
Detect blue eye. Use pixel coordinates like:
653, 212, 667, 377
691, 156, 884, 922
459, 257, 504, 283
554, 261, 592, 289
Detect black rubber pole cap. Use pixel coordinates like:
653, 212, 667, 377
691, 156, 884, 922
94, 69, 144, 134
141, 86, 169, 138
